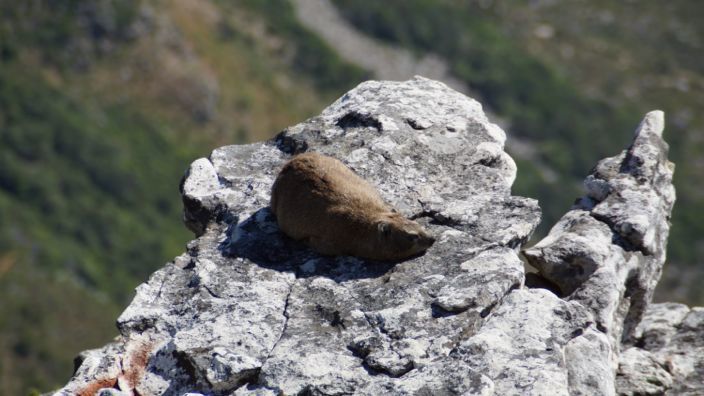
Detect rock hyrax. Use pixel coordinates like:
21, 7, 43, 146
271, 152, 435, 261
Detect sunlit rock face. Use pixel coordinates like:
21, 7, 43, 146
56, 77, 696, 396
524, 110, 676, 348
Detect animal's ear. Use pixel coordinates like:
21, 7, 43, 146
377, 221, 391, 236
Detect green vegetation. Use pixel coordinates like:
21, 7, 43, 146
226, 0, 369, 97
0, 0, 140, 70
0, 63, 197, 300
0, 23, 199, 396
0, 0, 365, 393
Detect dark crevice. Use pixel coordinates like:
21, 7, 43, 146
505, 235, 529, 250
406, 118, 427, 130
349, 311, 417, 378
570, 328, 584, 339
620, 273, 648, 345
344, 292, 397, 378
183, 259, 196, 270
216, 175, 234, 189
117, 316, 157, 335
596, 322, 608, 334
315, 304, 346, 330
524, 272, 563, 297
359, 361, 383, 377
478, 155, 501, 168
633, 336, 646, 349
151, 273, 169, 304
431, 303, 457, 318
297, 384, 355, 396
171, 349, 205, 387
363, 312, 399, 341
261, 284, 293, 369
202, 284, 220, 299
347, 339, 383, 377
181, 195, 220, 236
410, 209, 464, 232
481, 281, 521, 319
224, 368, 262, 394
479, 301, 497, 319
273, 130, 309, 155
588, 211, 649, 255
336, 111, 382, 130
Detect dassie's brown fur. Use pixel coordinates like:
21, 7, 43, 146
271, 152, 435, 261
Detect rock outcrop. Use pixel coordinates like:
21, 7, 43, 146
616, 302, 704, 395
524, 110, 676, 348
55, 77, 701, 395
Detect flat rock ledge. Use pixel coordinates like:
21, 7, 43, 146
55, 77, 700, 396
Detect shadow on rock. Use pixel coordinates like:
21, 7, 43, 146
218, 207, 397, 281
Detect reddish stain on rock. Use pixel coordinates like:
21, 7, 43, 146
76, 377, 118, 396
120, 341, 155, 393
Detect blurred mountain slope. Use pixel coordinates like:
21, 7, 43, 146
0, 0, 365, 393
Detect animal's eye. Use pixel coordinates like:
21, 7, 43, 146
378, 221, 391, 236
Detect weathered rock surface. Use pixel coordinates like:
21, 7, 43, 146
524, 110, 676, 346
616, 303, 704, 395
55, 77, 700, 396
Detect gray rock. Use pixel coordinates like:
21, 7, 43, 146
617, 303, 704, 395
452, 288, 608, 396
524, 110, 676, 346
616, 347, 672, 396
633, 302, 690, 350
55, 78, 697, 395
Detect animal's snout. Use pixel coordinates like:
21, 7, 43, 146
420, 232, 436, 248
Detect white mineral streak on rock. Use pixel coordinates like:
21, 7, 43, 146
56, 80, 698, 396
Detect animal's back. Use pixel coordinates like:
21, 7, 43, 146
270, 152, 435, 260
271, 152, 386, 251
